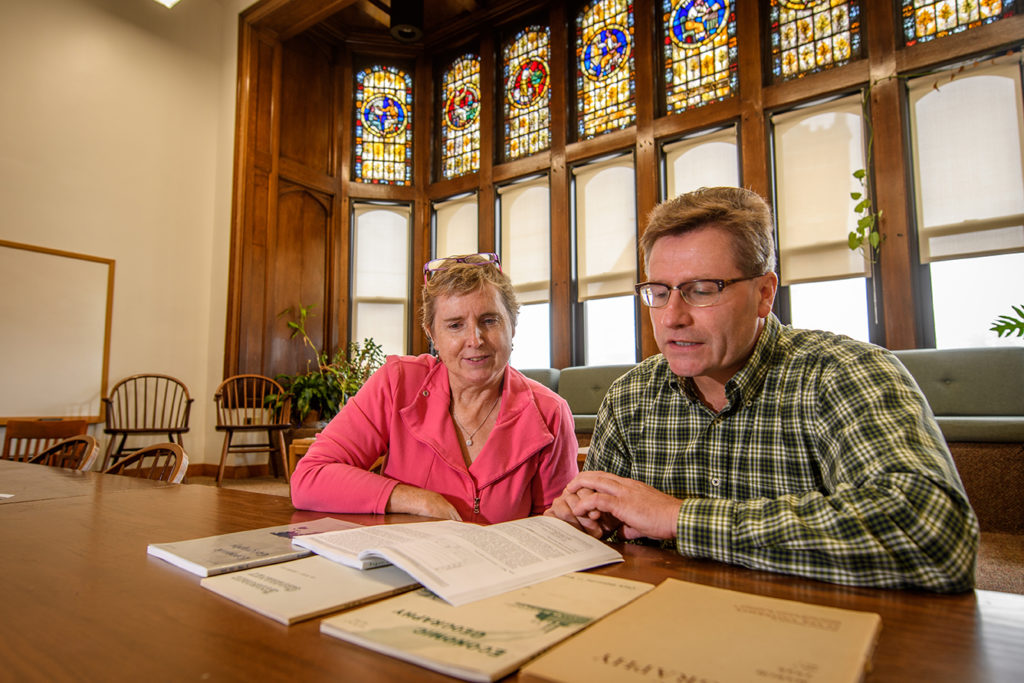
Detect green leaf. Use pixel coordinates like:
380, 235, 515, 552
855, 199, 871, 213
868, 231, 881, 248
853, 169, 867, 179
850, 191, 862, 200
848, 232, 861, 249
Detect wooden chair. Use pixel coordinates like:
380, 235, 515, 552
102, 442, 188, 483
1, 419, 89, 462
213, 374, 291, 485
101, 374, 193, 471
28, 435, 100, 471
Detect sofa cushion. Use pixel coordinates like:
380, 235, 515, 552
892, 347, 1024, 417
518, 367, 560, 392
558, 365, 635, 414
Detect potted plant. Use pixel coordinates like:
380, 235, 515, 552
268, 304, 385, 429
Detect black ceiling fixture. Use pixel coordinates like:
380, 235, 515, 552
389, 0, 424, 43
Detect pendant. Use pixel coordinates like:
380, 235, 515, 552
465, 438, 473, 446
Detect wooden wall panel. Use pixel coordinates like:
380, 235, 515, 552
280, 36, 335, 175
266, 186, 331, 376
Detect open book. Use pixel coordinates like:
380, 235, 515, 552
320, 572, 654, 682
520, 578, 882, 683
201, 556, 419, 625
292, 515, 623, 606
147, 517, 359, 577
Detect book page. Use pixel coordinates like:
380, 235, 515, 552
294, 517, 622, 606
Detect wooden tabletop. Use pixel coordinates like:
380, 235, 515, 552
1, 460, 1022, 682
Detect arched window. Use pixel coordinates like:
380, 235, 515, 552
440, 55, 481, 179
901, 0, 1017, 46
576, 0, 636, 140
354, 65, 413, 185
662, 0, 738, 114
503, 26, 551, 161
769, 0, 862, 83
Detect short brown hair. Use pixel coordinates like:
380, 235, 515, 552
421, 259, 520, 331
639, 187, 776, 277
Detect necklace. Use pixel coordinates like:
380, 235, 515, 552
451, 395, 500, 447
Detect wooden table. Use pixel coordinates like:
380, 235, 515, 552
2, 459, 1022, 682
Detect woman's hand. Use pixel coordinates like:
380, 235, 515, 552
386, 484, 463, 521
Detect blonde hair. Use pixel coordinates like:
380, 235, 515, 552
421, 259, 519, 332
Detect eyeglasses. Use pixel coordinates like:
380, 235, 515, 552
634, 275, 763, 308
423, 252, 501, 282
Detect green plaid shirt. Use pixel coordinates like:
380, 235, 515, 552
586, 315, 979, 592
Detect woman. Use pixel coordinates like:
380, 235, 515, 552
290, 252, 579, 523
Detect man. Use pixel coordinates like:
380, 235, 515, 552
547, 186, 978, 592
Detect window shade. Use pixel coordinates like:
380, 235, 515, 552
433, 194, 479, 259
574, 156, 637, 301
772, 95, 869, 286
499, 178, 550, 305
909, 55, 1024, 263
663, 126, 740, 199
352, 203, 410, 354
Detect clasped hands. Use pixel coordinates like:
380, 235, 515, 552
544, 470, 682, 541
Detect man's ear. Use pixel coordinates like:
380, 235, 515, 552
757, 271, 779, 318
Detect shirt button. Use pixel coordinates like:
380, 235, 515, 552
745, 400, 752, 407
711, 477, 720, 487
422, 390, 429, 397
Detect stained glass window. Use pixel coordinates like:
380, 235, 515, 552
503, 26, 551, 161
440, 55, 481, 179
576, 0, 636, 140
902, 0, 1016, 46
662, 0, 738, 114
769, 1, 862, 83
354, 65, 413, 185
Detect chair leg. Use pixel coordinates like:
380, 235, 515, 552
100, 437, 116, 472
274, 430, 290, 483
216, 433, 232, 486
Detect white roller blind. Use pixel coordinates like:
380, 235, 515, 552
433, 194, 479, 259
499, 178, 550, 305
909, 55, 1024, 263
772, 95, 869, 285
574, 156, 637, 301
352, 203, 410, 355
663, 126, 740, 198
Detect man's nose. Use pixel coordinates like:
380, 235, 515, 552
657, 289, 694, 326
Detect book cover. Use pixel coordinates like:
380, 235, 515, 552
147, 517, 360, 577
200, 555, 419, 625
320, 572, 654, 683
519, 578, 882, 683
293, 515, 624, 606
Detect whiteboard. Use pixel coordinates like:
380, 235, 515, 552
0, 240, 114, 424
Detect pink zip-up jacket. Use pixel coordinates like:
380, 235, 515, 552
290, 354, 579, 524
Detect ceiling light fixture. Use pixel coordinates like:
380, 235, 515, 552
389, 0, 423, 43
153, 0, 182, 8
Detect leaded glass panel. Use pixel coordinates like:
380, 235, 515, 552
503, 26, 551, 161
769, 1, 862, 83
354, 65, 413, 185
440, 55, 481, 179
576, 0, 636, 140
662, 0, 738, 114
902, 1, 1017, 46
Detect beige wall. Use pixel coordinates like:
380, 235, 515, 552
0, 0, 255, 466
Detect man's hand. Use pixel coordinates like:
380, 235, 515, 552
386, 484, 462, 521
545, 486, 621, 538
558, 471, 682, 541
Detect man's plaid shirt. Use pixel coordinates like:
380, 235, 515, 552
585, 314, 978, 592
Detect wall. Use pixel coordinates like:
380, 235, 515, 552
0, 0, 255, 467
